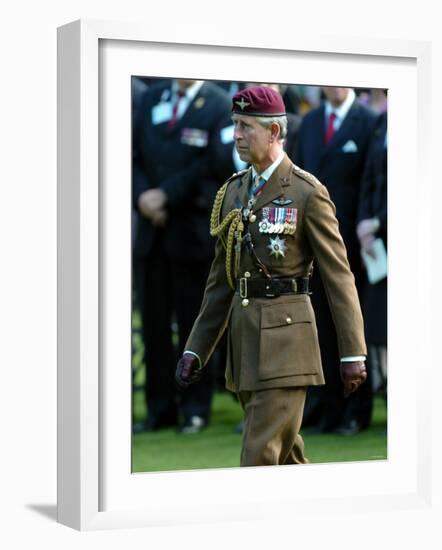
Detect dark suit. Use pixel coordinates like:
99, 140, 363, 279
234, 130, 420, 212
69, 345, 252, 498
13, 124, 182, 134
296, 96, 377, 432
357, 112, 387, 346
133, 79, 233, 428
132, 77, 149, 247
284, 112, 302, 162
282, 84, 302, 115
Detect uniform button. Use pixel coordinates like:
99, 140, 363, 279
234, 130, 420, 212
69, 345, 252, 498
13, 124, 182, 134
249, 214, 257, 223
286, 317, 292, 324
242, 299, 249, 307
244, 271, 251, 278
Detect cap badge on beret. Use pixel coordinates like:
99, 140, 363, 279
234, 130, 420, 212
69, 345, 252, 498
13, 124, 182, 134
235, 98, 251, 111
232, 85, 286, 117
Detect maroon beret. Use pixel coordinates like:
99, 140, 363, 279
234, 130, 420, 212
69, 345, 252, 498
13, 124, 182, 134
232, 85, 286, 117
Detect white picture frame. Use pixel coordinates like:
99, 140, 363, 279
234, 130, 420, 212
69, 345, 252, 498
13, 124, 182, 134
57, 19, 433, 531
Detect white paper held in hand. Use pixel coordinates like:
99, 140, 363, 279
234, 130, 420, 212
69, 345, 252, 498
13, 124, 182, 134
361, 238, 388, 284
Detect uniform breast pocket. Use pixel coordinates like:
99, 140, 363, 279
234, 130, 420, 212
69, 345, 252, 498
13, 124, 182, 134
258, 299, 320, 381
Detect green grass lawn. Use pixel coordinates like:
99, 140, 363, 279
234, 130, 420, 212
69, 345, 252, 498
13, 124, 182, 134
132, 390, 387, 473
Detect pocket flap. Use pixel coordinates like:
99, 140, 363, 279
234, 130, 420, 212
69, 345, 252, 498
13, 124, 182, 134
261, 300, 312, 329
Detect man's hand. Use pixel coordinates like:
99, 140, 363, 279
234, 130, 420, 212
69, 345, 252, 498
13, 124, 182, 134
175, 353, 203, 389
138, 189, 168, 220
340, 361, 367, 398
357, 218, 380, 258
356, 217, 380, 241
360, 233, 376, 258
150, 209, 168, 227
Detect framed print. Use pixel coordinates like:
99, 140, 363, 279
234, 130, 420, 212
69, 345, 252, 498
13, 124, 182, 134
57, 19, 433, 531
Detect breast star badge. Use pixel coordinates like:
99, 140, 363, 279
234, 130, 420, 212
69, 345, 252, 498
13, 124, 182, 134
267, 236, 287, 258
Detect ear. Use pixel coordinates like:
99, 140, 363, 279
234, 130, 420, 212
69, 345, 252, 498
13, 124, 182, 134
269, 122, 281, 142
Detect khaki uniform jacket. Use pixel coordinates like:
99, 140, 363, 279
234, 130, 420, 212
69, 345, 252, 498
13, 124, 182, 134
186, 154, 366, 392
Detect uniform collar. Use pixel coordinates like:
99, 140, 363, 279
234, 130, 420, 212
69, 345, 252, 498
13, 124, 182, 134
250, 153, 292, 213
251, 150, 285, 183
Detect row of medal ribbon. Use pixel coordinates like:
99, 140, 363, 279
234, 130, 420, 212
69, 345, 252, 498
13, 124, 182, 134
258, 207, 298, 235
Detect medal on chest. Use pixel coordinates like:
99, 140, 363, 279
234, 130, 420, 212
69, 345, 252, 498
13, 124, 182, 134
267, 235, 287, 258
242, 197, 257, 223
259, 207, 297, 235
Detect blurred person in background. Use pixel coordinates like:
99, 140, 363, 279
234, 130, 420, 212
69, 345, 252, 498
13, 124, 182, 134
296, 86, 378, 435
214, 80, 242, 97
132, 78, 233, 434
131, 77, 149, 422
278, 84, 302, 161
279, 83, 302, 116
357, 110, 388, 401
357, 88, 388, 114
175, 85, 367, 466
132, 77, 149, 246
296, 85, 322, 114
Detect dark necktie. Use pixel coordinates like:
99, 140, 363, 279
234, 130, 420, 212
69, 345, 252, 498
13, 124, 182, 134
325, 112, 337, 144
168, 89, 185, 128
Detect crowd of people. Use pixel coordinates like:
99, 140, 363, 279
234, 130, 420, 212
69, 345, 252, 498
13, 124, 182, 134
131, 77, 388, 438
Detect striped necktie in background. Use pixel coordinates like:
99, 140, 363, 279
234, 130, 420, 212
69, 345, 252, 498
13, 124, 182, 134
168, 89, 185, 128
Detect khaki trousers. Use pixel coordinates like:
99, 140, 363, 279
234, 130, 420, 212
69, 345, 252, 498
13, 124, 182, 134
238, 387, 309, 467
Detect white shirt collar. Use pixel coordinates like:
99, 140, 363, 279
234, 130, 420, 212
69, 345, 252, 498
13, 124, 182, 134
325, 88, 356, 124
168, 80, 204, 122
252, 150, 285, 182
172, 80, 204, 102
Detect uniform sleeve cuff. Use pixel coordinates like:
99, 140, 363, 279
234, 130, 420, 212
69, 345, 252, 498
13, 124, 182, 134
340, 356, 366, 362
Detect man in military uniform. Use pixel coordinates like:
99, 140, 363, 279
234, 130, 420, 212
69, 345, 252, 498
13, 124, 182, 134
175, 85, 367, 466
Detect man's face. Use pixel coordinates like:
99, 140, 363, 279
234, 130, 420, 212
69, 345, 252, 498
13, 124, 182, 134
177, 79, 197, 91
233, 114, 271, 165
322, 87, 350, 107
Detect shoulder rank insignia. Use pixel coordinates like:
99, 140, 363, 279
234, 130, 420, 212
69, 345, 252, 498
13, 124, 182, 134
225, 168, 249, 185
293, 165, 322, 187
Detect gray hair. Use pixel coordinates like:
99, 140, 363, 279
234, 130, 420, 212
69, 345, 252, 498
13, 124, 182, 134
255, 115, 288, 141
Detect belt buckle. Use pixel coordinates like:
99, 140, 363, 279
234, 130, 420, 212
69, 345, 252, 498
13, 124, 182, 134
291, 278, 298, 293
239, 277, 248, 298
265, 279, 278, 298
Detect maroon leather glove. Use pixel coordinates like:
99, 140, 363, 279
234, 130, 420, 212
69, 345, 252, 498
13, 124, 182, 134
175, 353, 203, 388
340, 361, 367, 398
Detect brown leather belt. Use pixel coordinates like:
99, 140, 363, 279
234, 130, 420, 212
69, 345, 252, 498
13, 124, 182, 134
235, 277, 310, 298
